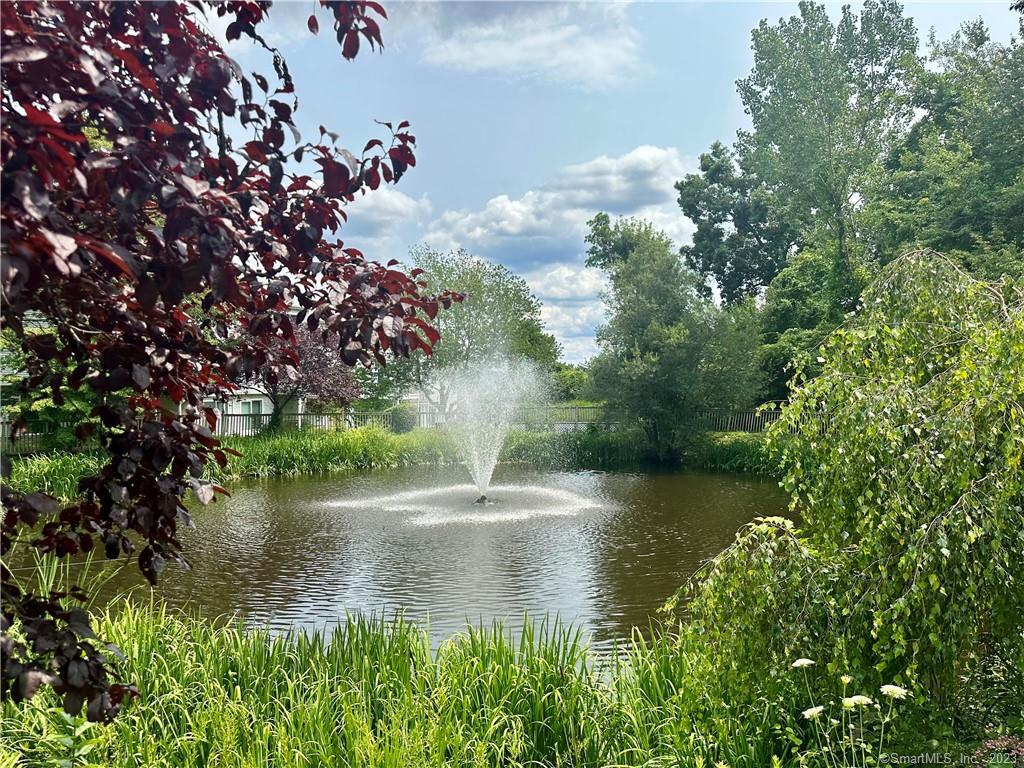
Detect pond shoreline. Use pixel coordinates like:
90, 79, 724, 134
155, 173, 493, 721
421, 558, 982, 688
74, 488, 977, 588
9, 426, 777, 504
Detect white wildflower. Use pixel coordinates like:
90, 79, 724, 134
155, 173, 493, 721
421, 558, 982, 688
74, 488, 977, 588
791, 658, 815, 668
802, 706, 825, 720
842, 695, 873, 708
880, 684, 908, 700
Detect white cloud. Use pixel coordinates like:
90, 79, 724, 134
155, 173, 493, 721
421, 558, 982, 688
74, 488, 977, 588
423, 144, 696, 364
343, 186, 432, 257
423, 145, 696, 263
559, 336, 601, 363
523, 262, 606, 302
529, 266, 607, 363
395, 2, 641, 90
541, 301, 606, 337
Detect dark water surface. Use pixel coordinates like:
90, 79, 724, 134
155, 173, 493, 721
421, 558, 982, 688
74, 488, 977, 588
99, 465, 789, 650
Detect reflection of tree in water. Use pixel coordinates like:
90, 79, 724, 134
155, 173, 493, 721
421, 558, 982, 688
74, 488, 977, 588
101, 479, 356, 630
92, 467, 791, 649
586, 471, 790, 648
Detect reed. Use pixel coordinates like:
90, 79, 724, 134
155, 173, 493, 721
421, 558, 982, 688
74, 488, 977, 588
7, 427, 649, 503
7, 451, 103, 503
0, 601, 793, 768
677, 430, 780, 475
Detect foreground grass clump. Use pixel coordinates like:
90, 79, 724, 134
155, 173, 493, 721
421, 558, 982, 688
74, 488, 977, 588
0, 603, 791, 768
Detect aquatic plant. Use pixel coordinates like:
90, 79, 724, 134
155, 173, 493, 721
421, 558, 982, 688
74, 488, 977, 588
0, 602, 791, 768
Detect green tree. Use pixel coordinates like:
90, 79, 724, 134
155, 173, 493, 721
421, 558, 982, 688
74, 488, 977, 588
862, 20, 1024, 279
586, 215, 761, 454
773, 251, 1024, 714
675, 142, 802, 303
685, 252, 1024, 744
363, 246, 559, 412
756, 247, 853, 401
737, 0, 918, 281
551, 363, 591, 403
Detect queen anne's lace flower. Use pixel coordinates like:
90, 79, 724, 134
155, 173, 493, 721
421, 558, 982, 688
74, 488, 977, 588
842, 695, 873, 708
802, 706, 825, 720
791, 658, 815, 668
880, 684, 909, 699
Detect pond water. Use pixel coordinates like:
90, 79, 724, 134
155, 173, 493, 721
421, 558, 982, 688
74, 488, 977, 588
101, 465, 789, 650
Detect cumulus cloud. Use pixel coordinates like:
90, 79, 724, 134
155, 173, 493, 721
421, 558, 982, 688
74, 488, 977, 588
423, 145, 696, 266
523, 262, 607, 302
422, 144, 696, 362
391, 1, 640, 89
343, 186, 432, 257
541, 301, 606, 337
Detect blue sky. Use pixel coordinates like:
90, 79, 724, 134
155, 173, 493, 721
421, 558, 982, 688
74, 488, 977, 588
214, 1, 1021, 362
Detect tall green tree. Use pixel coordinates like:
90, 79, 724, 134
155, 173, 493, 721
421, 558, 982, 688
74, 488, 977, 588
737, 0, 919, 277
862, 20, 1024, 278
586, 215, 761, 454
675, 142, 802, 303
361, 246, 559, 412
677, 1, 919, 305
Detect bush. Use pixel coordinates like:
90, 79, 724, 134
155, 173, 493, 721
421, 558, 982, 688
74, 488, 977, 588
388, 403, 418, 434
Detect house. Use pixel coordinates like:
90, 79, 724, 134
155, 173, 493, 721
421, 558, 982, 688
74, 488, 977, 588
202, 388, 307, 436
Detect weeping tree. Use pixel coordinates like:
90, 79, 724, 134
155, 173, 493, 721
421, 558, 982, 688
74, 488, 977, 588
0, 1, 459, 719
773, 251, 1024, 706
687, 252, 1024, 742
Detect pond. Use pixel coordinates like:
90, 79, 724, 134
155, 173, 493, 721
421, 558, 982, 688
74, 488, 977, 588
101, 465, 789, 651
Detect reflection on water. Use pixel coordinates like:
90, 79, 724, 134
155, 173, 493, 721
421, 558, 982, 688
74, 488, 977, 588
94, 465, 789, 650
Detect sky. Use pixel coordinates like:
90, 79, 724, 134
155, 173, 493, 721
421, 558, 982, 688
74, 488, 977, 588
214, 1, 1021, 363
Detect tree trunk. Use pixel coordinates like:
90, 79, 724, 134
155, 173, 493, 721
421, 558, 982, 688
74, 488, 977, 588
267, 390, 296, 433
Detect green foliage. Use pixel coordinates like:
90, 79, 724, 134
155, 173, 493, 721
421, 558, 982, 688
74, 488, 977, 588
772, 253, 1024, 716
678, 431, 779, 475
8, 427, 649, 503
655, 254, 1024, 751
586, 216, 763, 454
387, 403, 418, 434
676, 6, 1023, 405
757, 247, 856, 400
861, 21, 1024, 277
8, 453, 103, 504
550, 363, 590, 403
361, 247, 560, 410
737, 0, 918, 272
0, 602, 795, 767
676, 141, 801, 303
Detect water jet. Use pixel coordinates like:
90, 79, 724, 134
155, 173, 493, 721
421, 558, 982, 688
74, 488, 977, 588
441, 358, 543, 502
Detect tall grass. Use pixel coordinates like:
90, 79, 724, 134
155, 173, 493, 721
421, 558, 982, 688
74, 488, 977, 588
677, 431, 780, 475
7, 451, 103, 502
8, 426, 649, 503
0, 602, 792, 768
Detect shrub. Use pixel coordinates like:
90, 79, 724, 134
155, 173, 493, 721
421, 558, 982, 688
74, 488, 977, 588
388, 403, 418, 434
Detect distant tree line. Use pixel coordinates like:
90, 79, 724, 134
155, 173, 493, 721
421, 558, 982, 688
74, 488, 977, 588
582, 1, 1023, 454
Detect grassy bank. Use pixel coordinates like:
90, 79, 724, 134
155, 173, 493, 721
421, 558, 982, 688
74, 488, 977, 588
8, 425, 649, 503
676, 431, 780, 475
0, 602, 793, 768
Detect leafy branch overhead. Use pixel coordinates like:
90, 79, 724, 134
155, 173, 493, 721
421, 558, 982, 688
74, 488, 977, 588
1, 0, 457, 720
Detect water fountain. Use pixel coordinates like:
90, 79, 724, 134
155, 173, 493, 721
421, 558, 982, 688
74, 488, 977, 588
442, 358, 544, 503
324, 355, 605, 527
